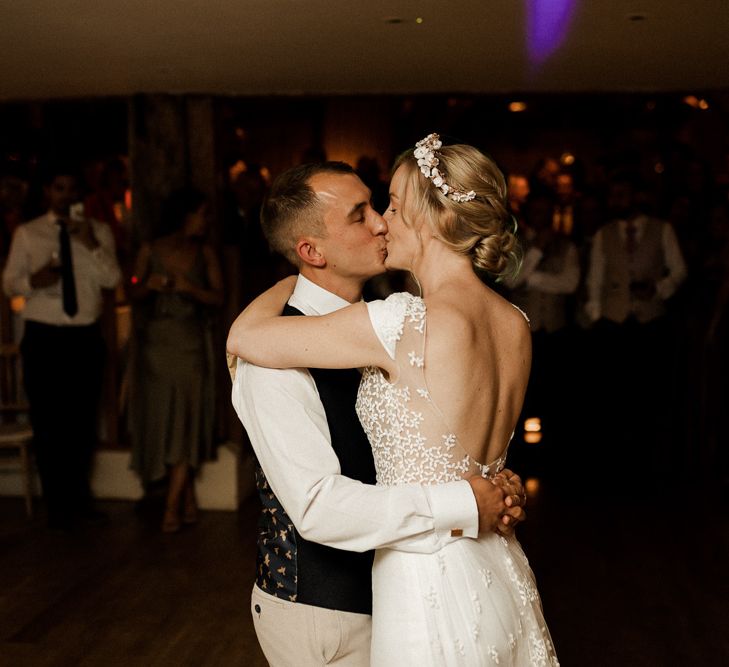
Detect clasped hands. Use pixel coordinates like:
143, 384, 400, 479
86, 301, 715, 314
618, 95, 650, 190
468, 469, 527, 537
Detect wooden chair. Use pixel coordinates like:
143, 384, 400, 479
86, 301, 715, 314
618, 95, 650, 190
0, 343, 34, 517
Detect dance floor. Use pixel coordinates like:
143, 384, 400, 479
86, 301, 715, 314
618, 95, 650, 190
1, 476, 727, 666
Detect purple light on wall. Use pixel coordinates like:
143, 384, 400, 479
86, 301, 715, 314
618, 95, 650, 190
526, 0, 578, 67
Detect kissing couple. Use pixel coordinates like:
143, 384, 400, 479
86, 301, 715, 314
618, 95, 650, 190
228, 134, 558, 666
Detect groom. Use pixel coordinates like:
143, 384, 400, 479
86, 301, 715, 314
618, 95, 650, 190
230, 161, 526, 666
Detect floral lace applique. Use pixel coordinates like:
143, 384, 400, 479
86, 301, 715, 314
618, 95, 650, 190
366, 292, 412, 357
357, 293, 510, 486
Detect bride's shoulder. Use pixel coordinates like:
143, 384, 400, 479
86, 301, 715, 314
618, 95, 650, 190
368, 291, 424, 320
365, 292, 424, 351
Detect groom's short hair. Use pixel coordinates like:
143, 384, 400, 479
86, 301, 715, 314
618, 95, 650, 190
261, 161, 355, 266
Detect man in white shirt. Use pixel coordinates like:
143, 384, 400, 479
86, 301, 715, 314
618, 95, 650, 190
585, 177, 686, 327
230, 162, 526, 666
507, 193, 581, 453
3, 164, 121, 529
509, 194, 581, 334
584, 173, 687, 474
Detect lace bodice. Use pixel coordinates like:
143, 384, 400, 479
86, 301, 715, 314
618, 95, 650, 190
356, 292, 508, 487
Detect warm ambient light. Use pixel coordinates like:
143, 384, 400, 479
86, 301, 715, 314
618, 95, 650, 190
415, 17, 424, 24
560, 152, 575, 166
684, 95, 710, 110
509, 101, 527, 113
524, 417, 541, 432
525, 478, 540, 497
10, 296, 25, 313
524, 417, 542, 444
229, 160, 247, 181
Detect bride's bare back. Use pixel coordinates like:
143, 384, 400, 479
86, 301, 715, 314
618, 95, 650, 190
422, 277, 531, 467
356, 279, 531, 487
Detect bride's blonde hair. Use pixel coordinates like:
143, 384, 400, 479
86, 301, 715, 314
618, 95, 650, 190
394, 143, 520, 280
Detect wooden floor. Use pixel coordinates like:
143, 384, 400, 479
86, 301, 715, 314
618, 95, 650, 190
1, 477, 728, 666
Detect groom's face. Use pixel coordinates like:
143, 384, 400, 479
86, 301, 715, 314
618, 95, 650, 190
309, 172, 388, 282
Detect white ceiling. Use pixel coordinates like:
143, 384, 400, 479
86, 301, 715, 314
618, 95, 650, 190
1, 1, 728, 100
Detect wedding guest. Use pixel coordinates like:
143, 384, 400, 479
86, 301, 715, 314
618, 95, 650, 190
129, 188, 223, 532
506, 193, 580, 457
83, 156, 129, 257
552, 171, 579, 237
222, 165, 278, 310
2, 163, 121, 529
584, 172, 687, 474
529, 156, 560, 198
507, 173, 530, 227
0, 164, 30, 259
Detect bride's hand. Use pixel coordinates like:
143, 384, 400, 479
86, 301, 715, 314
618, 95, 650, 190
271, 275, 298, 298
251, 275, 297, 309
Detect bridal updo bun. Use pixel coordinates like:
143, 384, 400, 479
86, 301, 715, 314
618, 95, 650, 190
396, 142, 520, 280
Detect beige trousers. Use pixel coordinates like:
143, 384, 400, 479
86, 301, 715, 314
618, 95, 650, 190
251, 585, 371, 666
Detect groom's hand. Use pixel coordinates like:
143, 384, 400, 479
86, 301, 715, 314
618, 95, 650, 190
493, 469, 527, 536
468, 477, 506, 534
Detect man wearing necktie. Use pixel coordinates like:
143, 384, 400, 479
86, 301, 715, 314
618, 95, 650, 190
584, 172, 687, 478
3, 164, 121, 529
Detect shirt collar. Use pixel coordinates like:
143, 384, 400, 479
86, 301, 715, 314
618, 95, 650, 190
289, 274, 352, 316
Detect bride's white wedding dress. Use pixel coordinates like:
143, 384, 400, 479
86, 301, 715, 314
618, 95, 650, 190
356, 292, 559, 666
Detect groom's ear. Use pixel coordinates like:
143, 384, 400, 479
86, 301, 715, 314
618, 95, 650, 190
295, 238, 326, 268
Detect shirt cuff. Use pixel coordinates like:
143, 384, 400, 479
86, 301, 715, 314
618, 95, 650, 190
427, 479, 479, 539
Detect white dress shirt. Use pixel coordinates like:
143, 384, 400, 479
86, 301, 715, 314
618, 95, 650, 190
508, 245, 580, 295
3, 211, 121, 326
232, 274, 479, 555
585, 215, 687, 323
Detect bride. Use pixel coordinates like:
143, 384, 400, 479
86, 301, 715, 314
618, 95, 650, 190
228, 134, 558, 666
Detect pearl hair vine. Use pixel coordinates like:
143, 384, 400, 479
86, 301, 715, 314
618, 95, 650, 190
413, 133, 477, 203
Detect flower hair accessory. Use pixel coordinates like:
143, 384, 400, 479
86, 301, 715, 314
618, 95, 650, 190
413, 133, 477, 203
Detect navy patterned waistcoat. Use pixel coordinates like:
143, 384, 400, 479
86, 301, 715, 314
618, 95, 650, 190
253, 304, 376, 614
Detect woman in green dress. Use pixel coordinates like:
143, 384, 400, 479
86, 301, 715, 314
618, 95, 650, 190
130, 188, 223, 532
